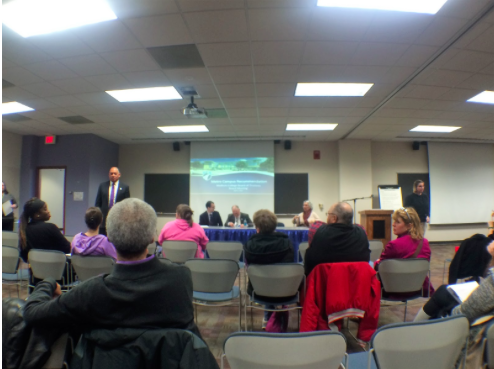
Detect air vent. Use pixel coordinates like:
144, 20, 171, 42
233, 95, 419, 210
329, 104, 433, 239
147, 44, 205, 69
3, 113, 31, 122
59, 115, 94, 124
207, 108, 228, 118
2, 79, 15, 88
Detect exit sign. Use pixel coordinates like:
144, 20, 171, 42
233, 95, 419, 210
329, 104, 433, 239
45, 135, 56, 144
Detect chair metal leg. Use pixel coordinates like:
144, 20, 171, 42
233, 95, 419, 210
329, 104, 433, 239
404, 301, 408, 322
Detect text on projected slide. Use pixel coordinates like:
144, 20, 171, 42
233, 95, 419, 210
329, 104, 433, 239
190, 157, 274, 194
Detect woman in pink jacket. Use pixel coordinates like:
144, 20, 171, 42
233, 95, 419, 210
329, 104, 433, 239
158, 204, 209, 258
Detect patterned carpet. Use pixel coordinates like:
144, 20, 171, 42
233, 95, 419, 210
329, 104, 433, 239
3, 244, 457, 367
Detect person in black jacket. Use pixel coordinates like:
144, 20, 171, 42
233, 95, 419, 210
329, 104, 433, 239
23, 198, 201, 340
244, 209, 294, 328
304, 202, 370, 277
198, 200, 223, 226
404, 179, 430, 235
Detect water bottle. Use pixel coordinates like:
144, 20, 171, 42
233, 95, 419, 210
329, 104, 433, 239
244, 219, 247, 227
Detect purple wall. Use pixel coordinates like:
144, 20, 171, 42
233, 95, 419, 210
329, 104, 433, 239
20, 134, 119, 235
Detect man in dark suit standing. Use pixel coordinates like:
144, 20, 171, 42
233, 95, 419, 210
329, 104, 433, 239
95, 167, 130, 235
198, 201, 223, 226
226, 205, 252, 228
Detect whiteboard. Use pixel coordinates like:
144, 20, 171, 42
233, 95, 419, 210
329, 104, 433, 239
379, 185, 402, 210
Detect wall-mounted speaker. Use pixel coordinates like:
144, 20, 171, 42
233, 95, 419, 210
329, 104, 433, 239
173, 142, 180, 151
284, 140, 292, 150
412, 141, 420, 151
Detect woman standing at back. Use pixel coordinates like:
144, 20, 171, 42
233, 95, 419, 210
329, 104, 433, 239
158, 204, 209, 258
19, 197, 71, 262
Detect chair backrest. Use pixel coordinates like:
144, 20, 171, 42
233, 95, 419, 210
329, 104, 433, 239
28, 250, 67, 280
298, 242, 309, 262
2, 238, 18, 248
161, 241, 197, 263
224, 331, 347, 369
379, 258, 429, 293
42, 332, 70, 369
369, 240, 383, 263
247, 263, 304, 298
147, 242, 157, 256
486, 321, 494, 369
371, 315, 469, 369
70, 255, 115, 281
2, 231, 18, 241
206, 241, 242, 261
158, 257, 173, 265
185, 259, 239, 293
2, 246, 20, 274
65, 236, 74, 243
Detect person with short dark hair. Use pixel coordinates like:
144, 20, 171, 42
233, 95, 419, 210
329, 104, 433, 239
244, 209, 294, 329
404, 179, 430, 235
2, 181, 18, 231
198, 200, 223, 226
71, 207, 117, 260
24, 198, 201, 338
304, 202, 370, 276
159, 204, 209, 258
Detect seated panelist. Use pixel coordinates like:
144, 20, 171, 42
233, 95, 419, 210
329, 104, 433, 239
226, 205, 252, 228
198, 200, 223, 226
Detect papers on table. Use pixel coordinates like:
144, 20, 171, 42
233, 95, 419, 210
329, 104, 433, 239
2, 201, 13, 216
447, 281, 479, 303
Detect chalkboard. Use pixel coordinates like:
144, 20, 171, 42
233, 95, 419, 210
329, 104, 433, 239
274, 173, 309, 214
144, 174, 190, 214
397, 173, 430, 204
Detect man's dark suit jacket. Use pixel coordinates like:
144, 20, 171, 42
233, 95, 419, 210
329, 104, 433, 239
199, 211, 223, 226
95, 180, 130, 229
225, 212, 252, 226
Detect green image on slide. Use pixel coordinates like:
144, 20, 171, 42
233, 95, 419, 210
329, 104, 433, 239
190, 157, 274, 177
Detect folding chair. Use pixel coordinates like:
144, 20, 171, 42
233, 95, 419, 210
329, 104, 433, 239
42, 332, 72, 369
185, 259, 242, 330
378, 258, 430, 321
28, 249, 68, 292
161, 240, 197, 263
221, 331, 347, 369
2, 246, 28, 297
245, 263, 304, 331
298, 242, 309, 263
368, 240, 383, 263
70, 255, 115, 282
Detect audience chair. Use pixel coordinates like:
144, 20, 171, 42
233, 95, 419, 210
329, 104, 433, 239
2, 231, 18, 247
147, 242, 157, 256
70, 255, 115, 282
161, 240, 197, 263
2, 246, 28, 297
28, 249, 68, 291
158, 257, 173, 265
245, 263, 305, 331
185, 259, 242, 330
42, 332, 72, 369
485, 321, 494, 369
366, 315, 469, 369
206, 241, 243, 264
298, 241, 309, 263
378, 258, 430, 321
221, 331, 347, 369
368, 240, 383, 263
65, 236, 74, 244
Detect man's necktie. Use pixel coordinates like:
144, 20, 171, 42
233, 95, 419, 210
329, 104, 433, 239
109, 183, 115, 209
209, 213, 213, 225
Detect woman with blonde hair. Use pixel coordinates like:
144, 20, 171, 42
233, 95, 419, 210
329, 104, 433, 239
375, 207, 434, 296
158, 204, 209, 258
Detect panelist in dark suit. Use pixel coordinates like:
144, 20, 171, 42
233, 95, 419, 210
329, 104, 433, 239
95, 167, 130, 235
198, 201, 223, 226
226, 205, 252, 228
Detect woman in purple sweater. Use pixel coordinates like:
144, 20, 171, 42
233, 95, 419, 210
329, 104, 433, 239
71, 207, 117, 260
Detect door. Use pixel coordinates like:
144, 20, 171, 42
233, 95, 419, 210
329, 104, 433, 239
37, 168, 66, 233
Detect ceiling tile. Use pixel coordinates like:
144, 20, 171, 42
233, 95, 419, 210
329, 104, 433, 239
2, 39, 52, 65
303, 41, 359, 65
454, 73, 493, 90
45, 95, 87, 107
124, 14, 193, 47
73, 20, 142, 52
74, 92, 120, 105
216, 84, 255, 98
248, 8, 310, 41
22, 82, 68, 98
51, 78, 101, 94
107, 0, 180, 19
1, 86, 39, 101
251, 41, 304, 65
122, 71, 172, 87
21, 98, 59, 110
395, 45, 440, 67
412, 69, 473, 88
197, 43, 251, 67
60, 55, 117, 77
221, 98, 256, 108
405, 85, 451, 99
254, 65, 300, 83
208, 66, 254, 84
308, 8, 373, 42
257, 97, 291, 108
24, 60, 79, 81
442, 50, 494, 73
227, 108, 258, 117
415, 16, 469, 47
28, 32, 94, 59
350, 43, 409, 66
101, 49, 160, 73
84, 74, 133, 91
363, 12, 433, 44
256, 83, 296, 97
164, 68, 213, 85
179, 0, 243, 12
2, 66, 44, 85
184, 10, 248, 43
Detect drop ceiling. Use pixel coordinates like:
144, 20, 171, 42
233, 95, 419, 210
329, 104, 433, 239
2, 0, 494, 144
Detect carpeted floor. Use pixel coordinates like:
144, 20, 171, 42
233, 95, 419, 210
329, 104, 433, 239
3, 244, 457, 367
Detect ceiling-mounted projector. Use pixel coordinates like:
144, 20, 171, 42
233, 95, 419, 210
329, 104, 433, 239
183, 96, 208, 118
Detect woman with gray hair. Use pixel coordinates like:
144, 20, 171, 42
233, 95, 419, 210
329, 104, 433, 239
293, 200, 320, 227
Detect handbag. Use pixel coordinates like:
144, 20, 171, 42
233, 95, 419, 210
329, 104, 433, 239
265, 310, 289, 333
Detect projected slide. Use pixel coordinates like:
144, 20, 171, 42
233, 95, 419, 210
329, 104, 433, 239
190, 158, 274, 194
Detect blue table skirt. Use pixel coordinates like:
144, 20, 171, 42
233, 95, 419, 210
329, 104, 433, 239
204, 227, 308, 262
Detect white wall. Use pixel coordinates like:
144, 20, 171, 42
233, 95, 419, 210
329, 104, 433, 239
2, 131, 23, 224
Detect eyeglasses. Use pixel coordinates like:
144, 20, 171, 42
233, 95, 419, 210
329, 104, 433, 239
400, 207, 411, 220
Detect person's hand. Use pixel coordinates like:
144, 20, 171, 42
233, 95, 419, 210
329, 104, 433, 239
426, 216, 430, 223
11, 204, 17, 209
308, 219, 315, 225
240, 224, 244, 228
53, 283, 62, 297
228, 222, 234, 227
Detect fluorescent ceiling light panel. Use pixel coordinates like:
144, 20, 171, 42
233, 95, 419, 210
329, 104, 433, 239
467, 90, 494, 105
2, 0, 117, 38
295, 83, 373, 97
286, 124, 338, 131
317, 0, 448, 14
158, 125, 209, 133
106, 87, 182, 102
410, 125, 461, 133
2, 101, 34, 115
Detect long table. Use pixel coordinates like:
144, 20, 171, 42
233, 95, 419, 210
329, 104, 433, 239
203, 227, 309, 262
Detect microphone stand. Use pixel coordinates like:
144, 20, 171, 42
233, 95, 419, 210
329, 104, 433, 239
342, 195, 373, 224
